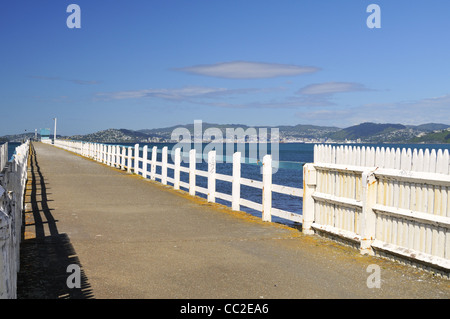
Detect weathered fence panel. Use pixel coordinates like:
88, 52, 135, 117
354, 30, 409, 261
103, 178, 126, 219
0, 140, 30, 299
0, 143, 8, 172
306, 144, 450, 275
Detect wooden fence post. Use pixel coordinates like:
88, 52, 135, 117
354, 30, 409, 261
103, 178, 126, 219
107, 145, 112, 166
134, 144, 139, 174
302, 163, 316, 235
360, 169, 377, 255
262, 154, 272, 222
116, 145, 120, 167
151, 146, 157, 180
208, 150, 216, 202
121, 146, 126, 170
111, 145, 114, 165
174, 148, 181, 190
162, 146, 168, 185
189, 149, 196, 196
116, 146, 120, 167
142, 145, 148, 178
127, 147, 132, 173
232, 152, 241, 211
112, 145, 116, 167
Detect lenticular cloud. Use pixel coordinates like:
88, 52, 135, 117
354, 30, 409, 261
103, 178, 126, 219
175, 61, 320, 79
298, 82, 370, 95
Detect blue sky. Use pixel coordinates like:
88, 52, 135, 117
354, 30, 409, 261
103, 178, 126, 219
1, 0, 449, 136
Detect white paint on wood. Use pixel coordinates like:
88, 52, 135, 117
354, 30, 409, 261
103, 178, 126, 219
262, 154, 272, 222
232, 152, 241, 211
207, 151, 216, 203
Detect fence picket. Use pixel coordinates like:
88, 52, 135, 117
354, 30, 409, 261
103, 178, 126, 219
207, 150, 216, 203
174, 148, 180, 190
262, 154, 272, 222
134, 144, 139, 174
142, 145, 148, 178
232, 152, 241, 211
162, 146, 168, 185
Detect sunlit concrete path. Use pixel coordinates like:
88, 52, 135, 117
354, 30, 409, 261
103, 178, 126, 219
17, 142, 450, 299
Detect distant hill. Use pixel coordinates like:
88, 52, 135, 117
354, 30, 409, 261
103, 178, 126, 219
138, 122, 341, 141
276, 124, 340, 139
326, 122, 450, 143
0, 132, 39, 143
67, 122, 342, 143
409, 129, 450, 144
50, 122, 450, 144
71, 128, 151, 143
328, 123, 406, 141
2, 122, 449, 144
407, 123, 450, 132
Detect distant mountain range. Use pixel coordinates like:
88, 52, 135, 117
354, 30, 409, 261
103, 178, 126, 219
2, 122, 450, 144
69, 122, 450, 144
326, 123, 450, 143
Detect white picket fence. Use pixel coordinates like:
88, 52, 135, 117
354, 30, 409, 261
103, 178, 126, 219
303, 144, 450, 275
0, 143, 8, 172
52, 140, 450, 275
53, 140, 303, 224
0, 140, 30, 299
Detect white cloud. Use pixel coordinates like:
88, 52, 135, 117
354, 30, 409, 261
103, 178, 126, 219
296, 94, 450, 126
30, 75, 100, 85
298, 82, 370, 95
197, 95, 333, 109
95, 86, 272, 101
96, 86, 224, 100
96, 84, 337, 109
360, 94, 450, 124
174, 61, 320, 79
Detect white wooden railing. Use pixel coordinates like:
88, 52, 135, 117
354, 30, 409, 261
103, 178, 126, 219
0, 143, 8, 172
52, 140, 450, 275
53, 140, 303, 224
0, 140, 30, 299
0, 142, 8, 172
303, 144, 450, 275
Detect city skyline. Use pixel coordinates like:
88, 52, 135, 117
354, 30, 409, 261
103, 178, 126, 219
1, 1, 449, 136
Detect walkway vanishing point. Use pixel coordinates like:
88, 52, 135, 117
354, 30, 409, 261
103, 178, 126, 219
17, 142, 450, 299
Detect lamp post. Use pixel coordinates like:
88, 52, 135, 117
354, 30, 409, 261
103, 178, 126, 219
53, 117, 57, 143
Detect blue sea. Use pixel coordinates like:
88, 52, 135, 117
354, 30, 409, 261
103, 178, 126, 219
5, 141, 450, 226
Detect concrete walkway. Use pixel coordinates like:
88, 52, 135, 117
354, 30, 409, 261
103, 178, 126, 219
17, 142, 449, 299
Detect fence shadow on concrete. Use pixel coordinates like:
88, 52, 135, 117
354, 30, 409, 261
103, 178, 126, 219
17, 143, 94, 299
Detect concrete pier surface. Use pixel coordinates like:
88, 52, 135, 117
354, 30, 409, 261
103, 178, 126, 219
17, 142, 449, 299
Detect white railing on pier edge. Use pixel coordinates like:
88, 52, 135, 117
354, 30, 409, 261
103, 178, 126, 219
303, 144, 450, 276
51, 140, 450, 276
0, 140, 30, 299
52, 140, 303, 224
0, 143, 8, 172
